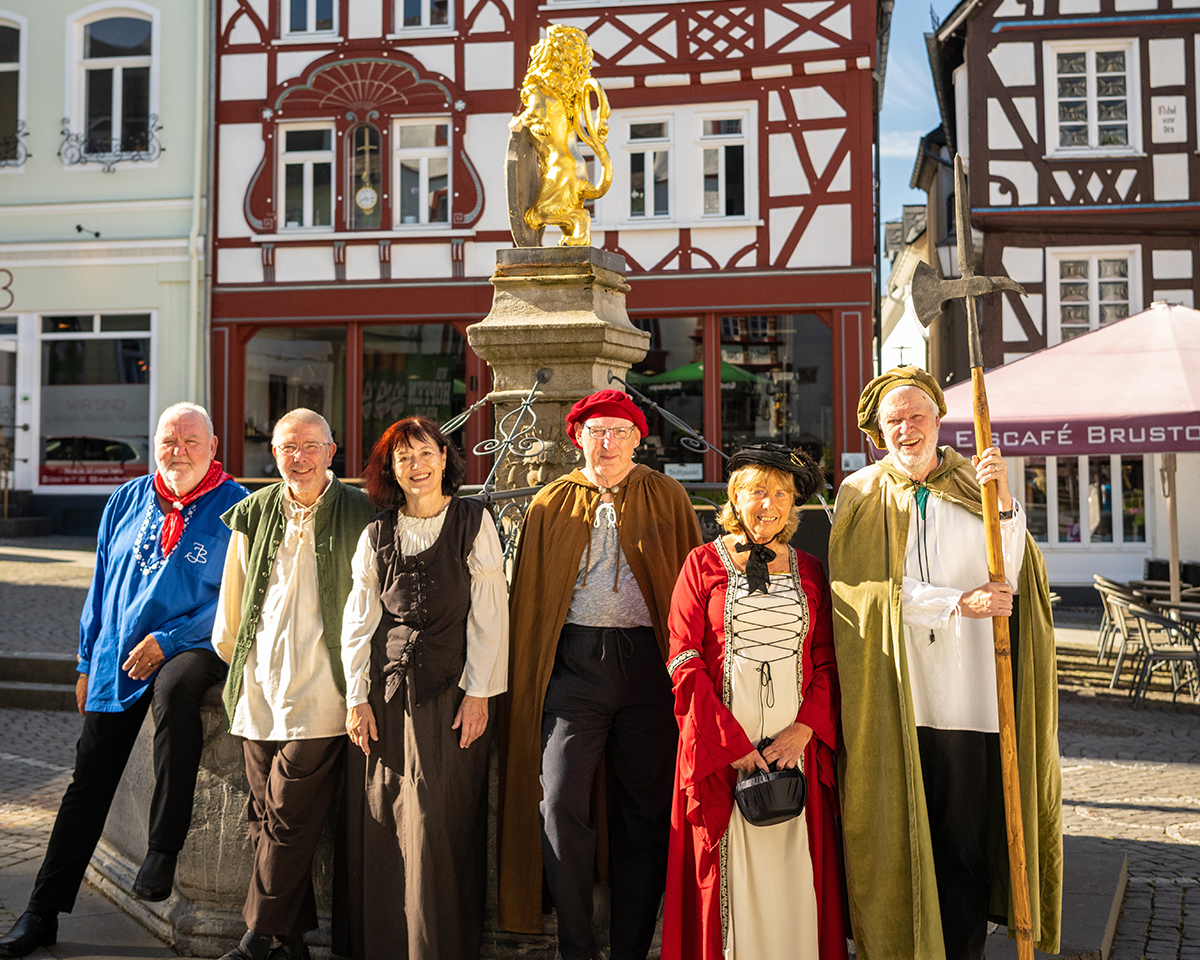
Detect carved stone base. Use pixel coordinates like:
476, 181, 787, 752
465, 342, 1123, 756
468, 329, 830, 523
467, 246, 650, 489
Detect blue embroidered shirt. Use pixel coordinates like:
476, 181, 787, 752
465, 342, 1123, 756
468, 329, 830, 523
77, 473, 250, 712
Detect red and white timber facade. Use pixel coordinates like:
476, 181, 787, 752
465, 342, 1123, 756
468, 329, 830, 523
932, 0, 1200, 364
211, 0, 884, 484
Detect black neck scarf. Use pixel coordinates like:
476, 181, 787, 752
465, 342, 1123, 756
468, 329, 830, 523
731, 505, 776, 594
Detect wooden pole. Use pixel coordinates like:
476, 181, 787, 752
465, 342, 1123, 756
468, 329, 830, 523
971, 359, 1034, 960
1165, 453, 1181, 604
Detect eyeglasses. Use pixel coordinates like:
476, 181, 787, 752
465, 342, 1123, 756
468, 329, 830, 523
584, 425, 635, 440
276, 442, 329, 457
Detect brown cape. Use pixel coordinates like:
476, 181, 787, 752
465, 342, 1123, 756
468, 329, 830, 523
829, 447, 1062, 959
496, 464, 702, 934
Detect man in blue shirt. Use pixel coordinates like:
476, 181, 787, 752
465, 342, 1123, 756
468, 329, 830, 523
0, 402, 248, 959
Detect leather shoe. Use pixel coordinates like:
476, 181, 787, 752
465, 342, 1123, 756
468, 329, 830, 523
0, 911, 57, 958
220, 930, 273, 960
269, 937, 309, 960
132, 850, 177, 901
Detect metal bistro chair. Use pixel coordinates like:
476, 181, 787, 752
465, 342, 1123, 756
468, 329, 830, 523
1093, 575, 1135, 664
1126, 603, 1200, 709
1095, 588, 1148, 687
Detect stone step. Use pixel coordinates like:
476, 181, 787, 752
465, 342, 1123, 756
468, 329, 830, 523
0, 515, 52, 537
0, 680, 78, 712
0, 651, 79, 685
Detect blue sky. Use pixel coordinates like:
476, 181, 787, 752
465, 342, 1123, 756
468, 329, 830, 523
878, 0, 956, 231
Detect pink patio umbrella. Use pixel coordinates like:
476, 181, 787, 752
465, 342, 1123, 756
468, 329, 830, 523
939, 301, 1200, 599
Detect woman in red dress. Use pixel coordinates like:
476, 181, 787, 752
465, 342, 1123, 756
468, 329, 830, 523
662, 444, 847, 960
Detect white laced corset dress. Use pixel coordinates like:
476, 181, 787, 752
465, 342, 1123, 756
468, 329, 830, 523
715, 538, 820, 960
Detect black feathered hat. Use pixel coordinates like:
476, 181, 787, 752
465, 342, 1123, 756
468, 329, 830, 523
726, 443, 824, 506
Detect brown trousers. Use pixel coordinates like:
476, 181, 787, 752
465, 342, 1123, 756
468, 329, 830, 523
242, 736, 345, 938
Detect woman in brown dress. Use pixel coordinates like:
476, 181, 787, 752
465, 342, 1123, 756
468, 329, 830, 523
335, 416, 508, 960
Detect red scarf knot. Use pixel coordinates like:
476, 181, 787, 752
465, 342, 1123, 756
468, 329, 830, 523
153, 459, 232, 557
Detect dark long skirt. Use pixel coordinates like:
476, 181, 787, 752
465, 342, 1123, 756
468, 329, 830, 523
334, 676, 491, 960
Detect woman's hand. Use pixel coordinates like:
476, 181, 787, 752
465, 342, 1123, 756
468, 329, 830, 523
453, 695, 489, 749
731, 748, 770, 774
762, 722, 814, 770
347, 704, 378, 756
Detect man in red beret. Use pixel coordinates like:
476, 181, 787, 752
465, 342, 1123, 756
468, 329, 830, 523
497, 389, 702, 960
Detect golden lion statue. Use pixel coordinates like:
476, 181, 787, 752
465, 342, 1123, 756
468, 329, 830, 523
508, 25, 611, 247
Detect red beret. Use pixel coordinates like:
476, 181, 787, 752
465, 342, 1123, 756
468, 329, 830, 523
564, 389, 649, 449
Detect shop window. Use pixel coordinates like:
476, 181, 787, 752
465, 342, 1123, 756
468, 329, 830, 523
1044, 41, 1140, 156
1047, 247, 1139, 345
720, 314, 833, 477
80, 15, 152, 155
628, 120, 670, 219
39, 313, 152, 487
244, 327, 346, 477
700, 117, 745, 218
0, 17, 23, 166
1022, 454, 1146, 546
361, 324, 465, 456
628, 317, 703, 480
284, 0, 336, 36
348, 124, 382, 230
393, 119, 450, 226
280, 125, 335, 230
396, 0, 450, 29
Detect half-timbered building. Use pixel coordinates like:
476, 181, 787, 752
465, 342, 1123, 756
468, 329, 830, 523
926, 0, 1200, 583
210, 0, 888, 487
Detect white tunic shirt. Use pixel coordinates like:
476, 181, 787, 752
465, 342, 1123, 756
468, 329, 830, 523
901, 493, 1026, 733
340, 505, 509, 709
211, 476, 348, 741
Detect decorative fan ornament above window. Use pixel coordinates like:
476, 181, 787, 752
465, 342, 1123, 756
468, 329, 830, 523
275, 59, 451, 115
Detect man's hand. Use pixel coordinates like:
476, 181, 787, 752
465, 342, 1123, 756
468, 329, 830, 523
347, 704, 378, 756
958, 582, 1014, 619
452, 695, 489, 750
972, 446, 1013, 512
732, 748, 770, 774
75, 675, 88, 715
762, 722, 814, 770
122, 635, 166, 681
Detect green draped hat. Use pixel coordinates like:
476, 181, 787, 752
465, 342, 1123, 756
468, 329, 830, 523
856, 365, 947, 450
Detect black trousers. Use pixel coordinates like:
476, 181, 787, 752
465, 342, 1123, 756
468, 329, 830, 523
28, 647, 227, 915
539, 625, 678, 960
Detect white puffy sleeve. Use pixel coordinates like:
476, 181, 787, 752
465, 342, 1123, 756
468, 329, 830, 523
459, 509, 510, 698
340, 526, 382, 709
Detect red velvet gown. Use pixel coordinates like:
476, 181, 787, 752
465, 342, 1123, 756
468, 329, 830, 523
662, 541, 848, 960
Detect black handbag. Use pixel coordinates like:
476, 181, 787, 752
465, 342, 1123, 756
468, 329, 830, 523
734, 737, 807, 827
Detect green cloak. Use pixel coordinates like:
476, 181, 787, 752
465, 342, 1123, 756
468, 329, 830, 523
829, 447, 1062, 959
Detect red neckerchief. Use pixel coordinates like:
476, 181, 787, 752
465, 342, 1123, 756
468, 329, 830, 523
152, 460, 231, 557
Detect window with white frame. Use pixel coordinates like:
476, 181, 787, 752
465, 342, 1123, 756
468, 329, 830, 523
0, 18, 20, 164
1022, 454, 1146, 546
700, 117, 746, 217
392, 119, 450, 226
280, 125, 334, 229
284, 0, 335, 36
79, 14, 153, 155
1047, 247, 1139, 344
347, 123, 383, 230
396, 0, 450, 29
628, 120, 670, 219
1045, 41, 1140, 155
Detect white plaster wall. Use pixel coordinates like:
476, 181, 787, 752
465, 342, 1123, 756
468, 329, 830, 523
344, 244, 379, 280
790, 204, 851, 267
617, 229, 676, 271
217, 247, 262, 284
769, 133, 809, 195
690, 225, 757, 268
1153, 153, 1190, 200
464, 42, 513, 90
218, 124, 265, 239
220, 53, 268, 102
348, 0, 383, 39
275, 245, 336, 282
392, 243, 452, 278
1152, 452, 1200, 566
465, 241, 508, 278
1153, 249, 1193, 279
463, 113, 511, 232
397, 44, 455, 81
277, 49, 332, 83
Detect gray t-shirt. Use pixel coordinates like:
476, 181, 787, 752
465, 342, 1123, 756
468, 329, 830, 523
565, 502, 653, 628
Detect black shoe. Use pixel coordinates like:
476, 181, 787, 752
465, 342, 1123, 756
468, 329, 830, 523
220, 930, 273, 960
0, 912, 57, 958
269, 937, 310, 960
132, 850, 177, 901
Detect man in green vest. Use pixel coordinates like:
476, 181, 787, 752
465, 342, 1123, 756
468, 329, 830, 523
211, 408, 373, 960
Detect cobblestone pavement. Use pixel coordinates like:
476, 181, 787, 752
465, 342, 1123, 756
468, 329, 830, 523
1, 541, 1200, 958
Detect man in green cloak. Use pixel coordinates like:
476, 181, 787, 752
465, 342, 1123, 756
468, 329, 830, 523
829, 365, 1061, 960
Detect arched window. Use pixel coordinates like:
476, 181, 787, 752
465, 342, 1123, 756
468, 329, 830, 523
348, 124, 382, 230
0, 12, 26, 167
64, 5, 159, 167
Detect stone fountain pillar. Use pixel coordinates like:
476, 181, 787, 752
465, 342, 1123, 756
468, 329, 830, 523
467, 246, 650, 489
